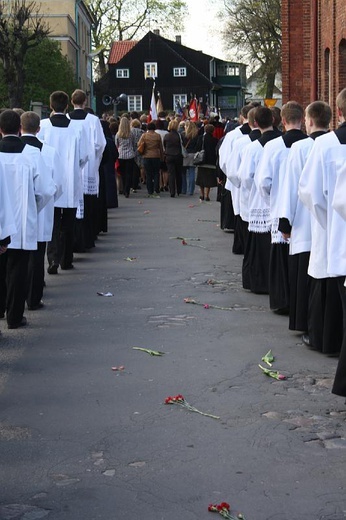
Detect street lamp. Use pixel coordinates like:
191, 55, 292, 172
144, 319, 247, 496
102, 93, 127, 118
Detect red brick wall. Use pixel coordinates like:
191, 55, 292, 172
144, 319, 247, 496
282, 0, 346, 127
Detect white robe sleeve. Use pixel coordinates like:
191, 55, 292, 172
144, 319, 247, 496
332, 165, 346, 221
0, 174, 17, 239
280, 144, 306, 223
255, 142, 275, 204
298, 141, 327, 229
32, 150, 57, 212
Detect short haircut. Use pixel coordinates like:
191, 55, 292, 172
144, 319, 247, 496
168, 119, 179, 131
281, 101, 304, 124
50, 91, 69, 113
0, 109, 21, 134
270, 106, 282, 128
336, 88, 346, 117
21, 111, 40, 134
306, 101, 332, 129
204, 124, 215, 134
254, 107, 273, 129
241, 104, 255, 119
247, 107, 257, 127
147, 122, 156, 131
130, 111, 139, 119
71, 89, 87, 106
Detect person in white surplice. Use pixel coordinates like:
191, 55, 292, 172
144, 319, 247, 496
38, 91, 88, 274
0, 110, 56, 329
68, 89, 106, 250
299, 88, 346, 399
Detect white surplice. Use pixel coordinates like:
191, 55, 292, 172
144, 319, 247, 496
0, 174, 17, 240
299, 131, 346, 277
332, 163, 346, 221
68, 113, 106, 196
38, 119, 88, 208
0, 145, 56, 250
256, 136, 289, 244
279, 138, 314, 255
226, 134, 251, 216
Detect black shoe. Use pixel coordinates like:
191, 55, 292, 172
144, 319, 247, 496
0, 312, 5, 319
301, 334, 311, 347
199, 195, 204, 201
8, 316, 27, 329
206, 197, 210, 201
60, 264, 74, 270
47, 263, 58, 275
170, 194, 175, 198
28, 301, 44, 311
273, 307, 289, 315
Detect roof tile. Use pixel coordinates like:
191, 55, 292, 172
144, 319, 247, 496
108, 40, 138, 64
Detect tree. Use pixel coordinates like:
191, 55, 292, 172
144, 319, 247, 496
0, 0, 50, 108
86, 0, 187, 77
222, 0, 281, 99
0, 38, 78, 110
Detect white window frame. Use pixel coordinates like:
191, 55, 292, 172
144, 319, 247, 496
173, 67, 187, 77
173, 94, 187, 110
127, 95, 142, 112
144, 62, 158, 79
116, 68, 130, 78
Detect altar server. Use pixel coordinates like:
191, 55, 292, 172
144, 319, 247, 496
20, 111, 62, 310
219, 104, 253, 254
38, 91, 88, 274
256, 101, 307, 312
299, 88, 346, 397
68, 90, 106, 249
238, 106, 282, 294
278, 102, 342, 353
0, 110, 55, 329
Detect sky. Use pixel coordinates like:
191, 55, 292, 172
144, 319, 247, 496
181, 0, 230, 60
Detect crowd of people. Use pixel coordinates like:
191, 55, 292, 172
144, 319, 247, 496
218, 93, 346, 402
0, 88, 345, 403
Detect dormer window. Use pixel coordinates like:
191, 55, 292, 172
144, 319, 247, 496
173, 67, 187, 77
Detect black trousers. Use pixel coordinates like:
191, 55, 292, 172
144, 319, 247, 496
47, 207, 77, 268
26, 241, 46, 308
84, 194, 98, 249
332, 278, 346, 397
0, 248, 29, 327
118, 158, 134, 197
269, 243, 290, 311
166, 155, 183, 196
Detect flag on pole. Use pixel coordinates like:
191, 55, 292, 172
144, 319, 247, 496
175, 101, 183, 117
188, 97, 198, 122
148, 87, 157, 122
156, 91, 164, 114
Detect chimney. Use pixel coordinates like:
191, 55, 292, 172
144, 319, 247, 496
153, 29, 160, 35
175, 35, 182, 44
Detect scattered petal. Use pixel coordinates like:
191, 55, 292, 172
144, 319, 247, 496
97, 291, 113, 297
125, 257, 137, 261
111, 366, 125, 371
144, 210, 151, 214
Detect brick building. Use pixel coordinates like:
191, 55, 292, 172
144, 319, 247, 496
282, 0, 346, 126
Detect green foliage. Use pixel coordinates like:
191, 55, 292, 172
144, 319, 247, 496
222, 0, 281, 98
0, 38, 78, 109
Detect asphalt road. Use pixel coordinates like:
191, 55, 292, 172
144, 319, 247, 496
0, 189, 345, 520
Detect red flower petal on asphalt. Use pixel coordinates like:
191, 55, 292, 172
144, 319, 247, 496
220, 502, 230, 510
182, 240, 187, 245
204, 304, 210, 309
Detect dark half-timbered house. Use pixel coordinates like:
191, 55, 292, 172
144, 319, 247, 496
95, 31, 246, 118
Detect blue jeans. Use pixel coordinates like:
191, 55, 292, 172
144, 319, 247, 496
186, 166, 196, 195
144, 158, 160, 194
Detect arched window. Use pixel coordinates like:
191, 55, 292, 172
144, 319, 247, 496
324, 48, 331, 104
338, 39, 346, 93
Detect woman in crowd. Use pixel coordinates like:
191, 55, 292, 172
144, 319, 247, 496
195, 123, 218, 201
115, 117, 136, 198
137, 122, 164, 197
163, 119, 183, 197
182, 121, 200, 196
155, 119, 169, 192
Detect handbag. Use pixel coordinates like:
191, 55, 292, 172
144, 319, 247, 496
137, 138, 145, 155
193, 149, 205, 165
193, 135, 205, 165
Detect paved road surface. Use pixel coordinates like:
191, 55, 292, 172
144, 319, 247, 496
0, 191, 345, 520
